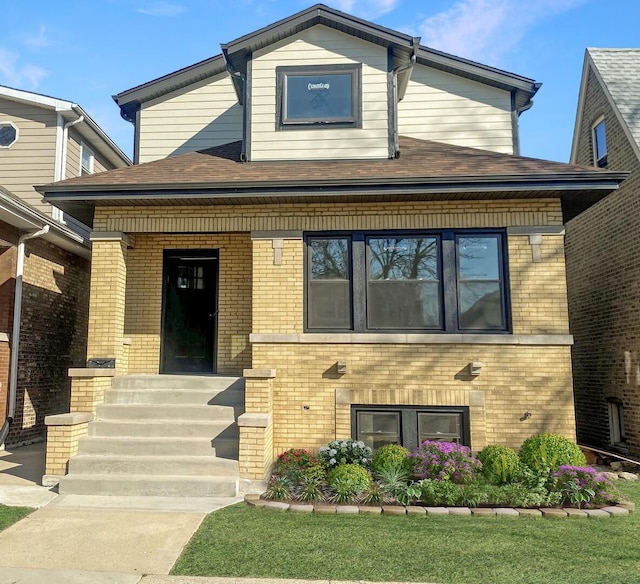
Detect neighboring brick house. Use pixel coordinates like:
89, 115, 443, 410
39, 5, 626, 495
0, 86, 130, 447
565, 49, 640, 458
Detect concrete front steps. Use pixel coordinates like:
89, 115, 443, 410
58, 375, 244, 498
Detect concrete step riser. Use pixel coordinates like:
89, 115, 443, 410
59, 476, 238, 497
111, 376, 245, 392
68, 456, 239, 476
104, 388, 244, 406
77, 437, 230, 457
95, 404, 240, 422
88, 421, 238, 439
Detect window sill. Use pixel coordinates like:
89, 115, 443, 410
249, 333, 573, 345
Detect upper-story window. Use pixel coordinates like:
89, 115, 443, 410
0, 121, 18, 148
305, 230, 509, 333
81, 143, 95, 175
592, 118, 607, 167
276, 64, 361, 129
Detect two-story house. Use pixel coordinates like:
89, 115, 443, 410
566, 48, 640, 460
0, 86, 130, 448
39, 5, 626, 496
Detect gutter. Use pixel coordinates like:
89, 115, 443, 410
0, 225, 50, 447
222, 47, 248, 162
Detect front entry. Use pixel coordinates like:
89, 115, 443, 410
161, 249, 219, 373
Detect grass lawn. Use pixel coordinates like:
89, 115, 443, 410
0, 505, 33, 532
172, 482, 640, 584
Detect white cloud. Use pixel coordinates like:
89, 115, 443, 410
329, 0, 400, 19
418, 0, 588, 65
137, 2, 186, 16
0, 48, 47, 89
22, 25, 50, 49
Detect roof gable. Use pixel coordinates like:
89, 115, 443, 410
571, 48, 640, 163
114, 4, 539, 116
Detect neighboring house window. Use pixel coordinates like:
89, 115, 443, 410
592, 119, 607, 167
352, 405, 470, 452
305, 230, 509, 333
81, 143, 95, 175
0, 121, 18, 148
608, 400, 625, 445
276, 64, 361, 129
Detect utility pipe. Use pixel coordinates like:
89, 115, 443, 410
0, 225, 50, 446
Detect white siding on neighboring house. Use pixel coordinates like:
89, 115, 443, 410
398, 64, 513, 154
250, 26, 389, 161
138, 73, 242, 163
0, 98, 57, 214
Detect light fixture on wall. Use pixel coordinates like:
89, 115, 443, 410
469, 362, 483, 376
520, 411, 532, 421
336, 361, 347, 375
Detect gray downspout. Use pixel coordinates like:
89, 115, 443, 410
0, 225, 50, 447
390, 38, 419, 158
222, 47, 248, 162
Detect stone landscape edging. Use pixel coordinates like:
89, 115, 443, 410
244, 495, 635, 518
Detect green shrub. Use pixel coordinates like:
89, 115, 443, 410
518, 433, 586, 472
477, 445, 520, 484
554, 465, 626, 508
327, 463, 372, 494
296, 473, 325, 504
371, 444, 412, 475
375, 465, 410, 500
414, 479, 464, 506
318, 439, 372, 469
264, 475, 293, 501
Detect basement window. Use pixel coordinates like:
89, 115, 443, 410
276, 64, 361, 129
351, 405, 470, 452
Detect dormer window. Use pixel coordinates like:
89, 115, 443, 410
592, 118, 607, 167
276, 64, 361, 129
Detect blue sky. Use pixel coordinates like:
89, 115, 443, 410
1, 0, 639, 162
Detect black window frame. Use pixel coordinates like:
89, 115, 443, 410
276, 64, 362, 130
351, 405, 471, 453
304, 229, 510, 333
592, 119, 607, 168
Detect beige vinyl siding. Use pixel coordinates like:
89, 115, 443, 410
398, 64, 513, 154
0, 98, 57, 214
251, 26, 389, 161
67, 129, 112, 178
138, 73, 242, 163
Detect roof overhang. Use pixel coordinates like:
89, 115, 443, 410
42, 172, 626, 229
0, 188, 91, 259
0, 85, 131, 168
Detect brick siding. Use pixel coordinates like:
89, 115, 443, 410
566, 67, 640, 456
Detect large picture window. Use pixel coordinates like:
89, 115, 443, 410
305, 230, 509, 333
352, 406, 470, 452
276, 64, 361, 129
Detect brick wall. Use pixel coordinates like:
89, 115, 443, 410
124, 233, 252, 374
566, 67, 640, 455
6, 238, 89, 445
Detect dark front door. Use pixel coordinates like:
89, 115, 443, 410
161, 250, 219, 374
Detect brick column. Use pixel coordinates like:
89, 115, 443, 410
238, 368, 276, 493
68, 368, 116, 414
43, 412, 93, 486
87, 232, 131, 373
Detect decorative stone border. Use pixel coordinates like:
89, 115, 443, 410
244, 495, 634, 518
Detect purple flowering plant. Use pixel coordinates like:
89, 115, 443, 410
410, 440, 482, 483
554, 465, 624, 508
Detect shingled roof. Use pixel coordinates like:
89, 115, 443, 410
39, 136, 627, 227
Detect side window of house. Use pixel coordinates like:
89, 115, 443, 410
0, 121, 18, 148
81, 143, 95, 175
305, 230, 508, 333
276, 64, 361, 129
592, 119, 607, 168
608, 400, 625, 446
352, 405, 470, 452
